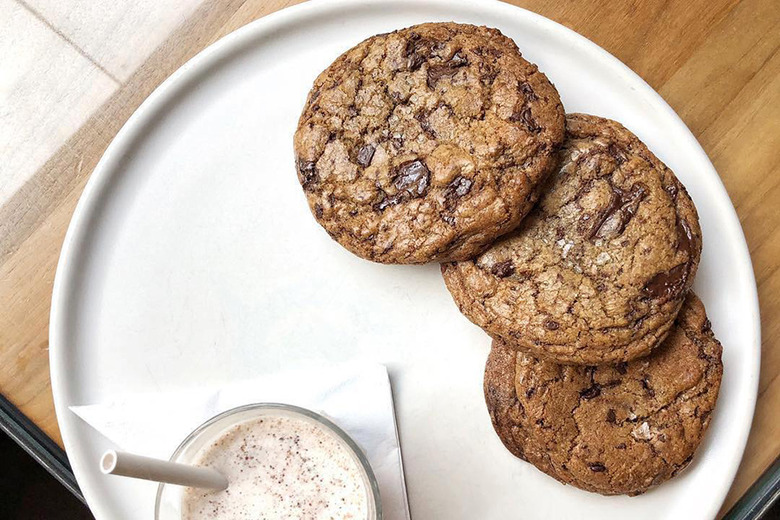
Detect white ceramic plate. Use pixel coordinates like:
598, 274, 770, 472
50, 0, 760, 518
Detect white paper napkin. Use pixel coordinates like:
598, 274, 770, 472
70, 362, 410, 519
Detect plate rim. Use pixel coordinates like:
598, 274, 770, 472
49, 0, 761, 518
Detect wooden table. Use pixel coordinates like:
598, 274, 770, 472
1, 0, 778, 517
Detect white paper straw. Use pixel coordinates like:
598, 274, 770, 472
100, 450, 228, 490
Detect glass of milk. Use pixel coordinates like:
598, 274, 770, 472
155, 403, 381, 519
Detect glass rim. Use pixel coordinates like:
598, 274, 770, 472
153, 402, 382, 519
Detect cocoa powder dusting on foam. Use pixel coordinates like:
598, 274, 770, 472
182, 414, 368, 519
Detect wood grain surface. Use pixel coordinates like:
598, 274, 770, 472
1, 0, 777, 516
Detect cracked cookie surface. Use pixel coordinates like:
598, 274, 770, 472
442, 113, 701, 363
484, 292, 723, 496
294, 22, 565, 264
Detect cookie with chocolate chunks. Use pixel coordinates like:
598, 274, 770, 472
293, 22, 565, 264
484, 293, 723, 496
442, 113, 701, 364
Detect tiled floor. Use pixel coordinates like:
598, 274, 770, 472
0, 0, 117, 206
0, 0, 203, 207
23, 0, 203, 81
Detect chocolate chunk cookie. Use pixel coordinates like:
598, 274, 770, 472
294, 22, 565, 264
442, 113, 701, 364
484, 293, 723, 496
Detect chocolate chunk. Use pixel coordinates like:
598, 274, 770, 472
643, 263, 688, 300
588, 462, 607, 472
615, 443, 627, 450
665, 182, 679, 200
314, 204, 323, 218
702, 318, 712, 333
519, 82, 538, 101
580, 384, 601, 400
443, 176, 473, 208
297, 159, 318, 189
545, 320, 560, 331
404, 33, 421, 55
615, 362, 628, 375
479, 63, 499, 85
608, 143, 627, 164
641, 377, 656, 397
404, 33, 434, 71
526, 387, 536, 398
491, 260, 515, 278
606, 409, 617, 423
449, 50, 468, 67
374, 160, 428, 213
394, 160, 430, 197
510, 107, 540, 133
373, 192, 403, 212
473, 45, 503, 59
426, 51, 470, 88
404, 32, 422, 56
415, 112, 436, 139
409, 52, 426, 71
522, 107, 540, 132
427, 65, 460, 88
677, 218, 694, 258
356, 144, 375, 167
590, 183, 648, 239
